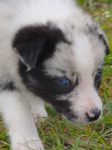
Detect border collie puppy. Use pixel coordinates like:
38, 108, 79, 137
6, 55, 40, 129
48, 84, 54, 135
0, 0, 109, 149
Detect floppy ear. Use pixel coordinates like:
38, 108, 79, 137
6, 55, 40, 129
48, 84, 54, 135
13, 25, 66, 69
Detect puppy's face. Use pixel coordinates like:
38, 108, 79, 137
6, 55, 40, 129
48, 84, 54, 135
13, 23, 109, 125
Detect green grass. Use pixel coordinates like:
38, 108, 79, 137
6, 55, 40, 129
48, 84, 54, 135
0, 0, 112, 149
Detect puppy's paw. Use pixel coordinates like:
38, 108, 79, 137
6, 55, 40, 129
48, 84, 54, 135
32, 106, 48, 123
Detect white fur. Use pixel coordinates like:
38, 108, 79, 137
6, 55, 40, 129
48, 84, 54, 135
28, 95, 48, 123
0, 91, 44, 150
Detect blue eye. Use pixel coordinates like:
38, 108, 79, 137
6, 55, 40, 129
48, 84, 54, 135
58, 78, 69, 85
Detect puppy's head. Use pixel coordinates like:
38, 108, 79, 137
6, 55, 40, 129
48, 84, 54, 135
13, 22, 109, 125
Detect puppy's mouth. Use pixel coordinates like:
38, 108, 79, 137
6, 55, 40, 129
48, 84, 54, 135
51, 102, 101, 125
64, 111, 77, 122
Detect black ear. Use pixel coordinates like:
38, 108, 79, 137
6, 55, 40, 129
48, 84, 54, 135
13, 25, 67, 69
98, 34, 110, 55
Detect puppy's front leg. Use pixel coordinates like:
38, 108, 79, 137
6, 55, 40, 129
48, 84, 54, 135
0, 91, 44, 150
28, 96, 48, 123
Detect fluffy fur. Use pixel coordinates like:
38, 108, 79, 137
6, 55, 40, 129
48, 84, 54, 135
0, 0, 109, 149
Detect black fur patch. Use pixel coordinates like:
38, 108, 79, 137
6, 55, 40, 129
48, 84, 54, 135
0, 81, 16, 91
19, 61, 77, 116
13, 25, 69, 69
13, 24, 74, 117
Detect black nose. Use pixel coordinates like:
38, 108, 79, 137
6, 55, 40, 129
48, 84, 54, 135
86, 108, 101, 122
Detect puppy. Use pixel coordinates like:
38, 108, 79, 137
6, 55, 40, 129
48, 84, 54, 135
0, 0, 110, 149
